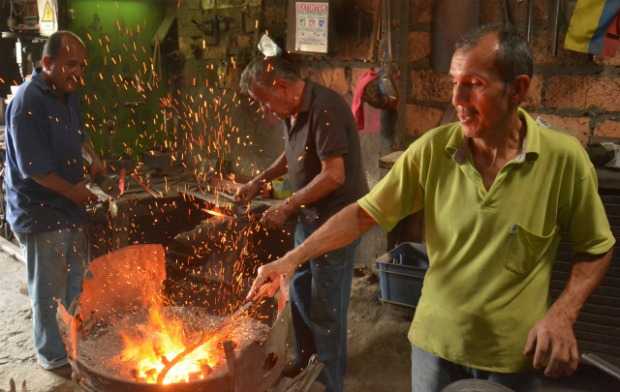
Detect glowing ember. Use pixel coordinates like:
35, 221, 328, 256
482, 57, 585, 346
116, 306, 230, 384
202, 208, 227, 217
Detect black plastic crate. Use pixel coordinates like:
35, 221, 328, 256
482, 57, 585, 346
376, 242, 429, 308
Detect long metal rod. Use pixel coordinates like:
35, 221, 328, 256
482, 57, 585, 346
581, 353, 620, 381
526, 0, 534, 42
552, 0, 561, 55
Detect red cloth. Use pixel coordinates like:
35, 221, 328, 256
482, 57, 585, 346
351, 69, 379, 130
603, 12, 620, 57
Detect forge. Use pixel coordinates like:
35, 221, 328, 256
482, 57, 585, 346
57, 244, 289, 392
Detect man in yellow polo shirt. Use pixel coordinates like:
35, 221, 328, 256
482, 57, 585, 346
247, 25, 615, 391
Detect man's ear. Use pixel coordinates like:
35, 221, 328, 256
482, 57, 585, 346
41, 55, 53, 71
510, 74, 531, 105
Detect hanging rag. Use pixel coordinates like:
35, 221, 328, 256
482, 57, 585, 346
602, 12, 620, 56
564, 0, 620, 55
351, 69, 379, 130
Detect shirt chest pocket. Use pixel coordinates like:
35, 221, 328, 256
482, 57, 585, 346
503, 224, 558, 275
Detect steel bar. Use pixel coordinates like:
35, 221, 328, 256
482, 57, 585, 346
526, 0, 534, 42
552, 0, 561, 55
581, 353, 620, 381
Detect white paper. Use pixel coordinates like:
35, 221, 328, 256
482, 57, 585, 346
294, 2, 329, 53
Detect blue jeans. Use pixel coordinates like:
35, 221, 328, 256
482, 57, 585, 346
290, 221, 359, 392
411, 345, 539, 392
15, 227, 89, 369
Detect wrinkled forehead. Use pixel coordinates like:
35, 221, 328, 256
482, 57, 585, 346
57, 37, 87, 60
248, 82, 275, 103
450, 37, 502, 80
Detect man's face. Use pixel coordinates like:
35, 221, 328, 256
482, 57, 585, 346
44, 38, 87, 95
249, 82, 294, 119
449, 34, 515, 139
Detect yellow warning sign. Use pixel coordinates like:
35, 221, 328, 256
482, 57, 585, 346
42, 1, 54, 22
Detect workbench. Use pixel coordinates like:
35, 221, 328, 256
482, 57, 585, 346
89, 168, 280, 254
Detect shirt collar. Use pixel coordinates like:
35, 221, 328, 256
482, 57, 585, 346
445, 107, 541, 164
30, 68, 52, 93
297, 79, 314, 114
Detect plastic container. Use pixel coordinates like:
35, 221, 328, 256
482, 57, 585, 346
375, 242, 429, 308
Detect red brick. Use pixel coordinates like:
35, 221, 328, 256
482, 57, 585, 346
595, 119, 620, 139
410, 70, 452, 103
306, 67, 350, 95
532, 113, 592, 145
544, 76, 586, 109
408, 32, 430, 63
544, 76, 620, 111
594, 54, 620, 66
406, 104, 444, 136
524, 75, 542, 108
588, 77, 620, 111
411, 0, 432, 24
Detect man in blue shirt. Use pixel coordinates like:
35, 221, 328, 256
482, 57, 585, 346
4, 30, 102, 374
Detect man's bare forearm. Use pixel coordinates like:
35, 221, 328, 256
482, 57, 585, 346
550, 249, 613, 323
253, 152, 288, 184
286, 171, 341, 210
290, 202, 376, 264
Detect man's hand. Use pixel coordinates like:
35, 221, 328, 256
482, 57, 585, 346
89, 156, 106, 178
246, 253, 299, 301
524, 308, 580, 378
235, 180, 262, 204
67, 180, 97, 205
260, 200, 296, 229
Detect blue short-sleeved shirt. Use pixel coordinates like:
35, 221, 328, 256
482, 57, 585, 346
4, 69, 88, 234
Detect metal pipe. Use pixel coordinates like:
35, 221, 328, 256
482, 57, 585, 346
223, 340, 237, 392
552, 0, 561, 56
581, 353, 620, 381
526, 0, 534, 42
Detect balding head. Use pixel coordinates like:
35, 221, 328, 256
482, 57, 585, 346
42, 31, 86, 60
454, 24, 533, 83
41, 31, 87, 96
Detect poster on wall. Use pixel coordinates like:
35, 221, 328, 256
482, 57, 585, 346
294, 2, 329, 53
37, 0, 58, 37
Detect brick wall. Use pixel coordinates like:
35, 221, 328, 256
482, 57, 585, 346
407, 0, 620, 144
173, 0, 620, 264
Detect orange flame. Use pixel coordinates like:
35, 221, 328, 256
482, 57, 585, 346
116, 306, 227, 384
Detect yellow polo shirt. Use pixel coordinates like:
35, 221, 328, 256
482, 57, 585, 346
358, 109, 615, 372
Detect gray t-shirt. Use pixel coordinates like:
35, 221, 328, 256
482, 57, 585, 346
284, 81, 368, 225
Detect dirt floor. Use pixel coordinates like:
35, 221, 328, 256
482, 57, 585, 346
2, 249, 620, 392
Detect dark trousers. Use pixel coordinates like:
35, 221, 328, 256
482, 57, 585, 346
411, 345, 540, 392
290, 221, 359, 392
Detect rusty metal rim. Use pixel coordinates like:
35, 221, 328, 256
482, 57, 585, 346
71, 353, 230, 389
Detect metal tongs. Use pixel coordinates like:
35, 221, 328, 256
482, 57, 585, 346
86, 174, 121, 217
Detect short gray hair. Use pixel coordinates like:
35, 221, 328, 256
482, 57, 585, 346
42, 31, 85, 59
239, 56, 300, 94
455, 24, 533, 82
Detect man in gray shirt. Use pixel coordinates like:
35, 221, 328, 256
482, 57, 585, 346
237, 56, 368, 392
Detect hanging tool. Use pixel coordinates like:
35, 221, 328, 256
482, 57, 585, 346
526, 0, 534, 42
552, 0, 562, 55
502, 0, 513, 26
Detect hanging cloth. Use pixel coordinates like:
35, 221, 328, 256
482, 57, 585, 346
564, 0, 620, 55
